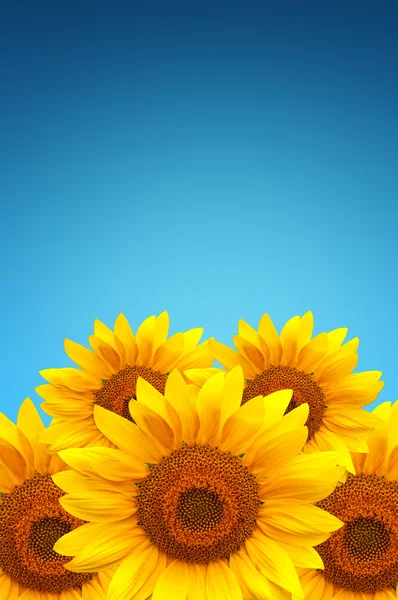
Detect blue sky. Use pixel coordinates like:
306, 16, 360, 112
1, 1, 397, 423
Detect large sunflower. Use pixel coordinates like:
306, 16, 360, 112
53, 367, 345, 600
37, 312, 213, 453
198, 311, 383, 472
0, 398, 113, 600
295, 401, 398, 600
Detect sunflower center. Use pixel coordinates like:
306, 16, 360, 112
137, 444, 260, 563
241, 365, 326, 440
344, 517, 391, 560
0, 473, 93, 594
316, 473, 398, 593
94, 365, 168, 421
178, 488, 224, 530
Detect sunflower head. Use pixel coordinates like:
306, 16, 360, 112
36, 311, 214, 453
296, 401, 398, 600
54, 367, 345, 600
190, 311, 384, 472
0, 398, 112, 599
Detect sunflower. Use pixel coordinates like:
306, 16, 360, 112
37, 311, 213, 453
294, 401, 398, 600
194, 311, 383, 472
0, 398, 113, 600
53, 367, 345, 600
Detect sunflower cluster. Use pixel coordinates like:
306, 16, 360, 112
0, 310, 396, 600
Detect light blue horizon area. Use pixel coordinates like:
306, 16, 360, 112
1, 1, 397, 426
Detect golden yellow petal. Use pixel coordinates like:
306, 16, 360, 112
258, 313, 283, 364
135, 315, 157, 366
114, 313, 139, 365
165, 370, 199, 446
206, 560, 243, 600
93, 405, 162, 463
280, 315, 301, 367
220, 394, 265, 456
105, 542, 159, 600
60, 490, 137, 522
128, 400, 174, 453
152, 311, 170, 353
59, 446, 147, 481
39, 367, 101, 392
245, 530, 303, 598
64, 339, 112, 379
230, 548, 271, 600
152, 560, 190, 600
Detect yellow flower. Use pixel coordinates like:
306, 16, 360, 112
37, 311, 213, 453
295, 401, 398, 600
0, 398, 113, 600
54, 367, 344, 600
199, 311, 383, 472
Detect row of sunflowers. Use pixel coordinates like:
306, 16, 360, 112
0, 310, 396, 600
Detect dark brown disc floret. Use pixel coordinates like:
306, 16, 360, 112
94, 364, 167, 420
137, 444, 261, 563
316, 473, 398, 593
0, 473, 92, 594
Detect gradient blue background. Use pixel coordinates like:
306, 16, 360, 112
1, 1, 397, 424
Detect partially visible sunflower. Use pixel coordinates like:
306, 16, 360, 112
53, 367, 345, 600
37, 311, 213, 453
0, 398, 113, 600
295, 401, 398, 600
191, 311, 383, 471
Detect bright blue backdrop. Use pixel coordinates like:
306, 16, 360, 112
1, 1, 397, 423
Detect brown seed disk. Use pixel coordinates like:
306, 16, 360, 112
94, 364, 168, 420
316, 473, 398, 593
137, 444, 260, 563
241, 365, 326, 440
0, 473, 92, 594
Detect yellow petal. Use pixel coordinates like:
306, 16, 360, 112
152, 311, 170, 352
230, 549, 271, 600
245, 426, 308, 474
136, 377, 181, 443
64, 339, 112, 378
135, 315, 157, 366
278, 543, 324, 570
152, 559, 190, 600
89, 335, 121, 372
128, 400, 174, 453
220, 395, 265, 455
152, 332, 184, 372
258, 313, 283, 364
233, 336, 264, 373
220, 366, 245, 428
258, 501, 342, 536
39, 368, 101, 391
93, 405, 162, 463
184, 368, 224, 387
297, 333, 328, 372
38, 418, 101, 453
59, 447, 147, 481
60, 490, 136, 521
196, 372, 224, 445
280, 315, 301, 367
114, 313, 139, 365
245, 531, 303, 598
165, 370, 199, 446
52, 470, 134, 495
16, 398, 44, 444
54, 518, 141, 570
206, 560, 243, 600
187, 563, 206, 600
106, 542, 159, 600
